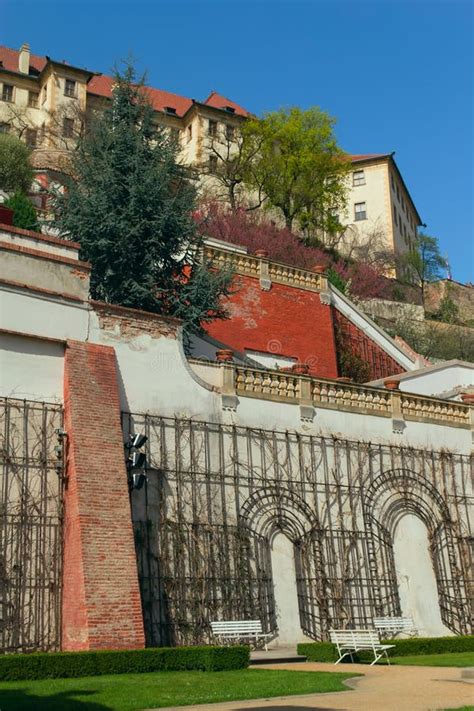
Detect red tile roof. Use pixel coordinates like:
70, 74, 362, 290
87, 73, 195, 116
203, 91, 249, 117
0, 45, 46, 73
0, 45, 249, 118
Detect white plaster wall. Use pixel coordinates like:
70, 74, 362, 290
0, 289, 89, 341
0, 333, 64, 402
0, 228, 79, 260
0, 251, 89, 300
400, 366, 474, 397
88, 312, 222, 419
226, 394, 471, 454
245, 351, 296, 370
393, 514, 452, 636
270, 533, 312, 647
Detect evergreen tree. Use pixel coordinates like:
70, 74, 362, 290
53, 63, 232, 344
4, 192, 39, 231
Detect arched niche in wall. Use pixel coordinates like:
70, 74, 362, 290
239, 486, 326, 643
363, 468, 470, 635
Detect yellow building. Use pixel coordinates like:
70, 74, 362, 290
338, 153, 423, 265
0, 43, 422, 266
0, 43, 247, 181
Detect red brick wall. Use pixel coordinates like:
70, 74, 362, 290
62, 340, 145, 651
333, 309, 405, 380
206, 275, 339, 378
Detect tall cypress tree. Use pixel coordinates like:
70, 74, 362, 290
53, 63, 232, 343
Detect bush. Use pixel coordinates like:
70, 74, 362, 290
298, 635, 474, 663
4, 191, 39, 231
0, 645, 249, 681
0, 134, 33, 193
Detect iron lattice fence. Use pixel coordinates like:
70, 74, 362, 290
123, 413, 473, 646
0, 398, 63, 653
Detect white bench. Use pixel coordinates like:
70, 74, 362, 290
374, 616, 417, 638
210, 620, 271, 651
330, 629, 396, 665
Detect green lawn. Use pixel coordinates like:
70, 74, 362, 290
0, 668, 358, 711
389, 652, 474, 667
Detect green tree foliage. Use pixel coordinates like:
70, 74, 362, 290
4, 191, 39, 231
52, 64, 232, 344
436, 294, 459, 324
242, 107, 349, 234
326, 266, 347, 294
0, 133, 34, 193
400, 232, 447, 305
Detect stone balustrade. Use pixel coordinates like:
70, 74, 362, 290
400, 393, 470, 425
203, 245, 326, 292
187, 358, 472, 430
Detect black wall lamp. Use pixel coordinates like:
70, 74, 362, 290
124, 433, 148, 491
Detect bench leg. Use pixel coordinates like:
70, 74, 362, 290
335, 650, 352, 664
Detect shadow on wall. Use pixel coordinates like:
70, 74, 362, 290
0, 688, 111, 711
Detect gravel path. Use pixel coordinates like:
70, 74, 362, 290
153, 661, 474, 711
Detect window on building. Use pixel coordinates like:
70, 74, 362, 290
0, 122, 10, 133
208, 119, 217, 137
64, 79, 76, 97
391, 173, 395, 190
225, 124, 235, 141
42, 85, 47, 104
28, 91, 39, 108
354, 202, 367, 221
187, 125, 192, 142
209, 155, 218, 173
352, 169, 365, 186
63, 117, 74, 138
393, 207, 398, 227
1, 83, 13, 102
396, 183, 400, 201
25, 128, 38, 147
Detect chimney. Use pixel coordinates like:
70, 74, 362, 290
18, 42, 30, 74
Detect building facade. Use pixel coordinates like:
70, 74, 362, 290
0, 222, 472, 653
1, 43, 422, 266
338, 154, 423, 263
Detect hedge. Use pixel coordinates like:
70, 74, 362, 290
0, 645, 250, 681
298, 635, 474, 663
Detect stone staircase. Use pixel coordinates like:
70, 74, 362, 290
250, 646, 307, 665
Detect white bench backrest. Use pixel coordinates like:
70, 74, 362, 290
330, 629, 380, 646
374, 617, 414, 630
211, 620, 262, 634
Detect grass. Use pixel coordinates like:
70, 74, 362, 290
389, 652, 474, 667
0, 668, 358, 711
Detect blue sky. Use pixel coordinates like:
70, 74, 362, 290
2, 0, 473, 282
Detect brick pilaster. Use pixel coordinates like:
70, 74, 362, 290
62, 340, 145, 650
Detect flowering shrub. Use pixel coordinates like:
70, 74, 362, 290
197, 203, 394, 300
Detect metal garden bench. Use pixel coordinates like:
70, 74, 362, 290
374, 616, 417, 637
330, 629, 396, 665
210, 620, 271, 651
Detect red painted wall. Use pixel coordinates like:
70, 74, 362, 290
62, 340, 145, 651
206, 275, 339, 378
333, 309, 404, 381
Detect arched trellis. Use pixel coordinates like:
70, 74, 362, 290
239, 486, 316, 543
363, 469, 470, 635
239, 486, 328, 640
